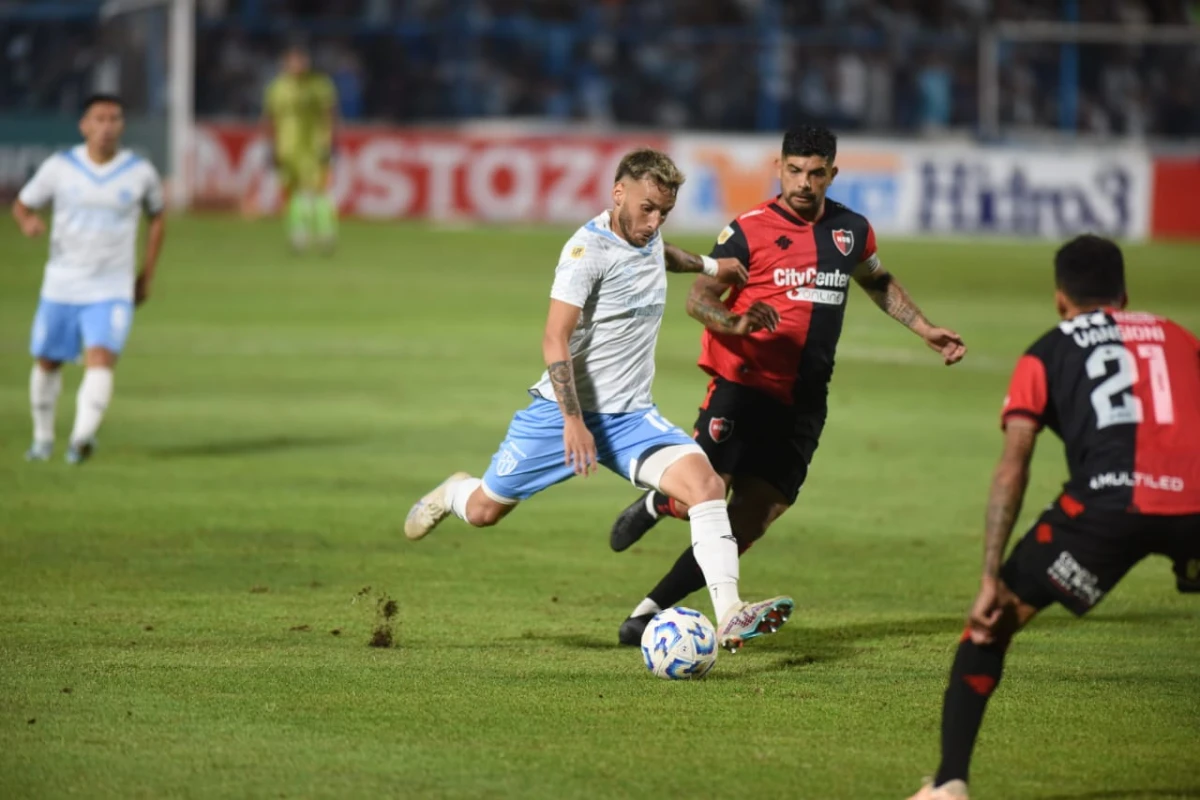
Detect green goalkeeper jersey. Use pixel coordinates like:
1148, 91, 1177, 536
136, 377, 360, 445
265, 72, 337, 157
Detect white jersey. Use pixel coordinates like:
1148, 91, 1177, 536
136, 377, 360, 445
530, 210, 667, 414
18, 145, 164, 304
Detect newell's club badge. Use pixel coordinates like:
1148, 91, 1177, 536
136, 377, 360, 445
832, 229, 854, 256
708, 417, 735, 443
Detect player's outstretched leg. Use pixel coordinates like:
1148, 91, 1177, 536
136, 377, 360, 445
27, 359, 62, 461
405, 472, 473, 539
404, 473, 514, 539
655, 454, 792, 652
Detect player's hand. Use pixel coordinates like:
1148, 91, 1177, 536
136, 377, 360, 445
134, 274, 152, 306
562, 417, 598, 477
730, 301, 779, 336
923, 325, 967, 365
17, 215, 46, 238
713, 257, 749, 286
967, 576, 1004, 645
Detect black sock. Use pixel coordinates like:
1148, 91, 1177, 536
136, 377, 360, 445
647, 546, 706, 610
934, 636, 1007, 786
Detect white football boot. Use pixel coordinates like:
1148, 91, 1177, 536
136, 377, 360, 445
716, 596, 794, 652
907, 779, 969, 800
404, 472, 471, 540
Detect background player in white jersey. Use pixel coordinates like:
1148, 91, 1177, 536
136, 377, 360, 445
404, 148, 793, 652
12, 94, 166, 463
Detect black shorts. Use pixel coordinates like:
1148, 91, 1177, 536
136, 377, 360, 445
1000, 495, 1200, 616
692, 376, 822, 504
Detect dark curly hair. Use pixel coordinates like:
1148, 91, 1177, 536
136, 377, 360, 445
1054, 234, 1126, 305
781, 125, 837, 161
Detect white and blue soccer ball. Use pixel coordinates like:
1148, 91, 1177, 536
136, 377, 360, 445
640, 607, 718, 680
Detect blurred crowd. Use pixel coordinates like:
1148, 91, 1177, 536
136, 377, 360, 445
2, 0, 1199, 137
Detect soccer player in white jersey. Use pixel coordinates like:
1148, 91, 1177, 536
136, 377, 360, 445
12, 94, 167, 463
404, 149, 794, 652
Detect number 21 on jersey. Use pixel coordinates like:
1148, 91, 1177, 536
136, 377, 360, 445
1088, 344, 1175, 429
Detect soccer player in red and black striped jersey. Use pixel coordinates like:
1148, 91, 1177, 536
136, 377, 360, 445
609, 125, 968, 646
908, 235, 1200, 800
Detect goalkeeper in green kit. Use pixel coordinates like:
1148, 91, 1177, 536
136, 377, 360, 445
263, 43, 338, 253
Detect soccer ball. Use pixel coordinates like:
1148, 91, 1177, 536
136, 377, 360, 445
640, 607, 718, 680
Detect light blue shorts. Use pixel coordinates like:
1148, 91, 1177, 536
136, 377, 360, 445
30, 299, 135, 362
481, 398, 697, 502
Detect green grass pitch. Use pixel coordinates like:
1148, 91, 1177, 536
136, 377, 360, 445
1, 217, 1198, 799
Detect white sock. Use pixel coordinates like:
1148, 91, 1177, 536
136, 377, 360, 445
446, 476, 482, 522
688, 499, 741, 623
70, 367, 114, 445
30, 365, 62, 444
643, 490, 660, 519
631, 598, 661, 618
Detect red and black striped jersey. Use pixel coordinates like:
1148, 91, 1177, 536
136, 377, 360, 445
1002, 309, 1200, 515
700, 197, 878, 412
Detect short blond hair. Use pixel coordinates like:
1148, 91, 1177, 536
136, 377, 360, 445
614, 148, 685, 195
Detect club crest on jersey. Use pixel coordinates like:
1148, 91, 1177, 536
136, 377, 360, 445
495, 448, 519, 477
708, 417, 734, 443
831, 229, 854, 256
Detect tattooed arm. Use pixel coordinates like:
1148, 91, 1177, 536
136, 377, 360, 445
543, 299, 584, 418
854, 265, 930, 332
965, 416, 1039, 643
543, 299, 596, 474
685, 276, 779, 336
854, 262, 967, 365
982, 417, 1039, 578
664, 242, 748, 285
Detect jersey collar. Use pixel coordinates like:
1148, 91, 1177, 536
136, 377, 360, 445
62, 145, 141, 185
769, 196, 827, 227
585, 210, 660, 255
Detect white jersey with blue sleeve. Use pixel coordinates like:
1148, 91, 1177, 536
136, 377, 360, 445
529, 210, 667, 414
18, 145, 164, 304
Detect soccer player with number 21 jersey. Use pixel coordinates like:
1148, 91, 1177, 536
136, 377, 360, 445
909, 235, 1200, 800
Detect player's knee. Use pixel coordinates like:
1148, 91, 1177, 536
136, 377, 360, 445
84, 347, 118, 369
682, 470, 726, 506
655, 451, 725, 508
467, 505, 503, 528
36, 358, 62, 372
465, 494, 509, 528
